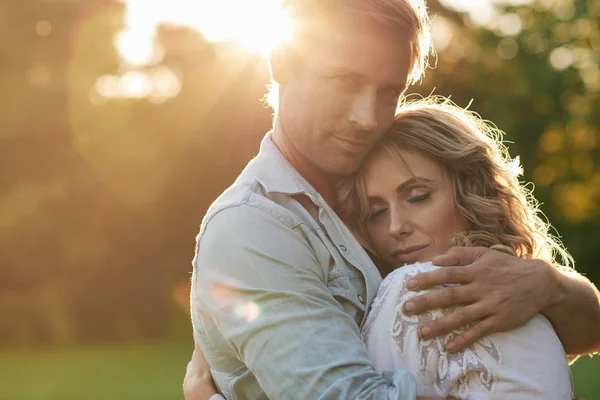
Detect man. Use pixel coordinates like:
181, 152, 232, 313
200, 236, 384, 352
186, 1, 600, 399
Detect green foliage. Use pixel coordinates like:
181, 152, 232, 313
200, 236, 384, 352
571, 355, 600, 400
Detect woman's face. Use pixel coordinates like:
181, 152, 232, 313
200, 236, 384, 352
362, 147, 470, 266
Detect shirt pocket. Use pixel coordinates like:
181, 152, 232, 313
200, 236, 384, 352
327, 272, 366, 323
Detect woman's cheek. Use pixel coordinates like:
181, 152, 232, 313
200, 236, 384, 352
367, 223, 383, 252
378, 223, 392, 254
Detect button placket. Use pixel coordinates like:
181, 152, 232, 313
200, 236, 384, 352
319, 206, 376, 324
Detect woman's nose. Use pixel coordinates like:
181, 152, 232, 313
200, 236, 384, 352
389, 208, 411, 238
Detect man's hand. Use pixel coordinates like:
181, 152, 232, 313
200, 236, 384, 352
402, 247, 558, 352
183, 341, 219, 400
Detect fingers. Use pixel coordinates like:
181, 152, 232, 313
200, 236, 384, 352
444, 318, 497, 352
405, 283, 478, 314
185, 342, 212, 384
192, 342, 211, 370
431, 246, 489, 267
417, 303, 488, 340
406, 267, 473, 292
184, 343, 218, 400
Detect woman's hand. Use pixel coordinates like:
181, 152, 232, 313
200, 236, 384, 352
183, 341, 219, 400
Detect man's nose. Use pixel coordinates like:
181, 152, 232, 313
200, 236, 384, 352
349, 90, 379, 133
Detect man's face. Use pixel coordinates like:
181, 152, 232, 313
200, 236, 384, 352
277, 16, 413, 178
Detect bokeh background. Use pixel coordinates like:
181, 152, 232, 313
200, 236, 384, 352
1, 0, 598, 398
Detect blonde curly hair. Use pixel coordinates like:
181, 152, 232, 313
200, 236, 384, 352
336, 98, 572, 269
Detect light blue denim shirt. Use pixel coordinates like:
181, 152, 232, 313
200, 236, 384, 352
191, 132, 417, 399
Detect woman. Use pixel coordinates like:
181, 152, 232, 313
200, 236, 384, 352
335, 98, 573, 399
187, 98, 574, 399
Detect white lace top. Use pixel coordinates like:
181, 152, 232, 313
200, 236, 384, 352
362, 262, 573, 399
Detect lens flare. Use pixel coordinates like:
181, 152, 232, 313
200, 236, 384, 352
235, 301, 261, 322
118, 0, 293, 66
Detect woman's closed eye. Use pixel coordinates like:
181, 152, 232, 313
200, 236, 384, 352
407, 193, 431, 203
368, 207, 388, 220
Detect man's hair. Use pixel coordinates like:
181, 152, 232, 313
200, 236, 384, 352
265, 0, 433, 110
336, 97, 573, 269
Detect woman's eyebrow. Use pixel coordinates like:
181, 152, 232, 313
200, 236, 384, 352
394, 177, 434, 194
366, 194, 385, 203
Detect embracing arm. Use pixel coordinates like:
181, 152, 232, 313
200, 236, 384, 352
542, 265, 600, 356
401, 247, 600, 356
191, 205, 419, 400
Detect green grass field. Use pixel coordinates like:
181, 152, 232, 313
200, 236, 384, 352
0, 342, 192, 400
1, 341, 598, 399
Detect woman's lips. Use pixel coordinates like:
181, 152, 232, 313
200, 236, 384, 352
391, 244, 429, 264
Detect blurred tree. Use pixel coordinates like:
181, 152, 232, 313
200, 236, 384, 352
0, 0, 176, 345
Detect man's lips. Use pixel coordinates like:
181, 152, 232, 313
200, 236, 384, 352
334, 135, 371, 150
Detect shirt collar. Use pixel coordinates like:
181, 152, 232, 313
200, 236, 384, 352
250, 132, 323, 204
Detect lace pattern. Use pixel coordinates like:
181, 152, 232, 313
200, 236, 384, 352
366, 262, 501, 399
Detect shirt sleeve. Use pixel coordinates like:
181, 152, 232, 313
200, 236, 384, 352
192, 204, 416, 400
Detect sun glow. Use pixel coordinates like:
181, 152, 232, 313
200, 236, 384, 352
118, 0, 293, 66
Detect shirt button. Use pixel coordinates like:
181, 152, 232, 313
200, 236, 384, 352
340, 245, 347, 252
357, 294, 364, 304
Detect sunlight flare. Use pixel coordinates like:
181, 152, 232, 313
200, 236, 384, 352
118, 0, 293, 66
